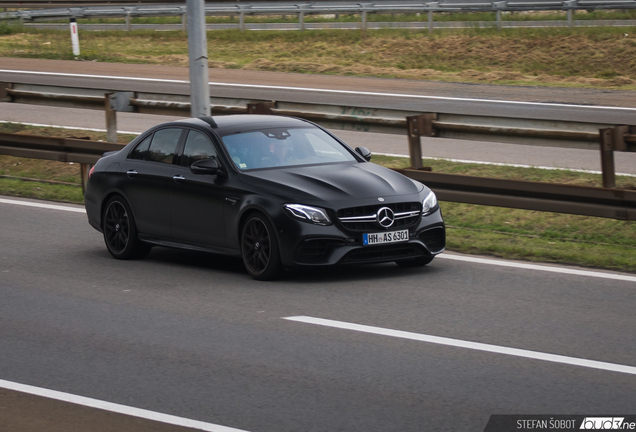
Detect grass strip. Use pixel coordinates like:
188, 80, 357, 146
1, 23, 635, 89
0, 122, 634, 272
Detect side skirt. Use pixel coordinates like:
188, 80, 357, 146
138, 234, 242, 258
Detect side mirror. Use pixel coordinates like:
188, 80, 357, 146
355, 146, 372, 162
190, 158, 225, 176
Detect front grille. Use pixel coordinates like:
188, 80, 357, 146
418, 227, 445, 254
337, 202, 421, 231
296, 239, 346, 263
343, 244, 423, 263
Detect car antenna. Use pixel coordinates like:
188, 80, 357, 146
197, 117, 218, 128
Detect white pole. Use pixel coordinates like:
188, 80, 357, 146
187, 0, 211, 117
69, 18, 80, 57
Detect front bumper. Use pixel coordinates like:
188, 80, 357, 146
276, 208, 445, 268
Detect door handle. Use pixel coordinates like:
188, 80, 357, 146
173, 175, 186, 183
126, 170, 138, 177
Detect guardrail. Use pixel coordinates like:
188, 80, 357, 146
0, 81, 635, 219
0, 132, 123, 192
397, 168, 636, 220
0, 131, 634, 220
1, 0, 273, 5
3, 0, 636, 32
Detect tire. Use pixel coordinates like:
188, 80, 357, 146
241, 213, 282, 281
395, 255, 434, 268
102, 196, 151, 260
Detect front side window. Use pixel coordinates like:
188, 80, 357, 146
221, 127, 356, 170
181, 130, 217, 167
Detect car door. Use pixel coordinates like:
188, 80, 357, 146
169, 129, 227, 247
121, 127, 184, 238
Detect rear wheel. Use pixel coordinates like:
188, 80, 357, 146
395, 256, 434, 267
241, 213, 282, 280
103, 196, 151, 260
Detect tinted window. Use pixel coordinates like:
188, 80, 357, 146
128, 135, 152, 160
181, 130, 217, 167
221, 127, 356, 170
147, 128, 182, 164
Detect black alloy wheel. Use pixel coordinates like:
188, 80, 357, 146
241, 214, 282, 280
103, 196, 151, 260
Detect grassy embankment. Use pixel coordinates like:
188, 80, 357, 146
1, 20, 636, 89
1, 123, 634, 273
0, 22, 635, 271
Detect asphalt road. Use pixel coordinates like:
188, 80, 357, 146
2, 58, 636, 174
1, 196, 635, 432
1, 58, 636, 430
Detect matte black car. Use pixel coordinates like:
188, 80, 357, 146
84, 115, 445, 280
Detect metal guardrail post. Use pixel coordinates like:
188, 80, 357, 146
427, 2, 438, 33
565, 0, 578, 28
299, 11, 304, 31
105, 92, 117, 143
80, 162, 90, 194
599, 126, 629, 188
494, 2, 507, 31
0, 83, 11, 102
407, 113, 437, 169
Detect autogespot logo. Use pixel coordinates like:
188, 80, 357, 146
376, 207, 395, 228
580, 418, 634, 430
483, 415, 636, 432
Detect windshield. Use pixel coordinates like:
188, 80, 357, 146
220, 127, 357, 170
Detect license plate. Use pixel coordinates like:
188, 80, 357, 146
363, 229, 409, 246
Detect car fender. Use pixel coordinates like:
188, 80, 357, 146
232, 195, 284, 250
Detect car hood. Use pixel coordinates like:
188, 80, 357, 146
239, 162, 424, 203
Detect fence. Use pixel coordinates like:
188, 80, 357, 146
3, 0, 636, 32
1, 81, 635, 219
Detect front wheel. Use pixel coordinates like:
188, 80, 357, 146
103, 196, 151, 260
241, 213, 282, 281
395, 256, 434, 268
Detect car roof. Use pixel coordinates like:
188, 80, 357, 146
171, 115, 312, 135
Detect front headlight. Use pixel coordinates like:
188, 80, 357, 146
284, 204, 332, 225
422, 191, 438, 215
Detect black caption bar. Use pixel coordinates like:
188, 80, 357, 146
484, 415, 636, 432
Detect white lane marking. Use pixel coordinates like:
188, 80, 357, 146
437, 254, 636, 283
0, 379, 249, 432
1, 69, 635, 112
284, 316, 636, 376
0, 198, 86, 213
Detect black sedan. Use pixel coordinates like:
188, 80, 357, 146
84, 115, 445, 280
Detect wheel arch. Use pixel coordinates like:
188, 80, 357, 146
235, 192, 285, 244
100, 190, 134, 229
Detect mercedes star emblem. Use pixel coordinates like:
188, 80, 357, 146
376, 207, 395, 228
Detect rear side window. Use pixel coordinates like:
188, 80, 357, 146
148, 128, 183, 164
128, 128, 183, 163
129, 135, 152, 160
